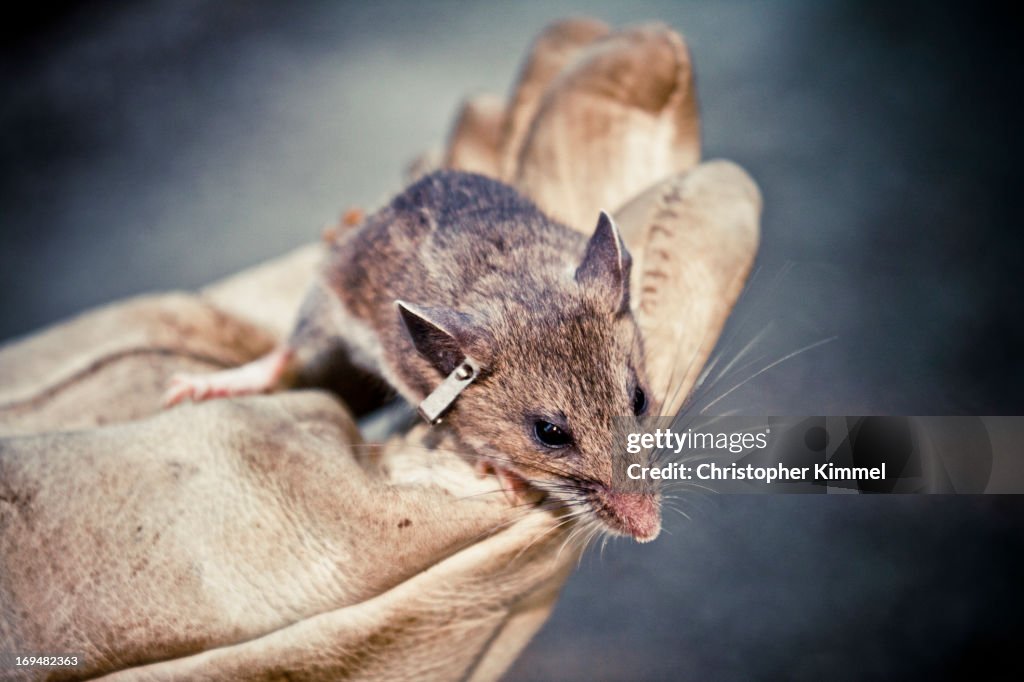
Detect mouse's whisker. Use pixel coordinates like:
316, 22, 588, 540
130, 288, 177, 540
657, 310, 723, 417
697, 335, 837, 414
673, 263, 802, 415
665, 505, 693, 522
578, 525, 605, 566
665, 264, 769, 407
670, 324, 774, 426
555, 515, 599, 564
480, 453, 586, 482
506, 519, 572, 567
662, 479, 721, 495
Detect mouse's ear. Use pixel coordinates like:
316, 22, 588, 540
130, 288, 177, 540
396, 301, 490, 376
575, 210, 632, 315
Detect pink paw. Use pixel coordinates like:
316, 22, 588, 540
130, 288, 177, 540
162, 372, 242, 406
162, 348, 292, 408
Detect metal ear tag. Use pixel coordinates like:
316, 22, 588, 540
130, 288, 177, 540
417, 357, 481, 424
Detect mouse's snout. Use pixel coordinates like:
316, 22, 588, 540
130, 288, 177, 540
591, 487, 662, 543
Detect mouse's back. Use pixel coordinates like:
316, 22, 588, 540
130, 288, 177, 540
327, 170, 587, 318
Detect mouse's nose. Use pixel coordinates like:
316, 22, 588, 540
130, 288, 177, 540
594, 488, 662, 542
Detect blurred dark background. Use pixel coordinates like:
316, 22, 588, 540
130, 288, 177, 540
2, 1, 1022, 680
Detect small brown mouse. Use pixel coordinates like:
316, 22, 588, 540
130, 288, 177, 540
166, 170, 661, 542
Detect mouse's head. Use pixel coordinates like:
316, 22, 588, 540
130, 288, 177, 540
397, 212, 661, 542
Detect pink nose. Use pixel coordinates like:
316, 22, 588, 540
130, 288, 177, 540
599, 490, 662, 542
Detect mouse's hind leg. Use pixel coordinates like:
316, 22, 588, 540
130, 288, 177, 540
163, 277, 369, 408
163, 346, 294, 407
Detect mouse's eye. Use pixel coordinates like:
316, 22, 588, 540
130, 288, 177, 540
632, 386, 648, 416
534, 420, 573, 449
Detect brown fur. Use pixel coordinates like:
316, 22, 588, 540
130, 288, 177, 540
307, 170, 658, 537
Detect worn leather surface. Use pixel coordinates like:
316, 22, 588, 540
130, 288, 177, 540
0, 17, 758, 681
618, 161, 761, 415
1, 390, 575, 680
0, 295, 275, 438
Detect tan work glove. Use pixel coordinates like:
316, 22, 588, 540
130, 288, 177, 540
0, 18, 758, 681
